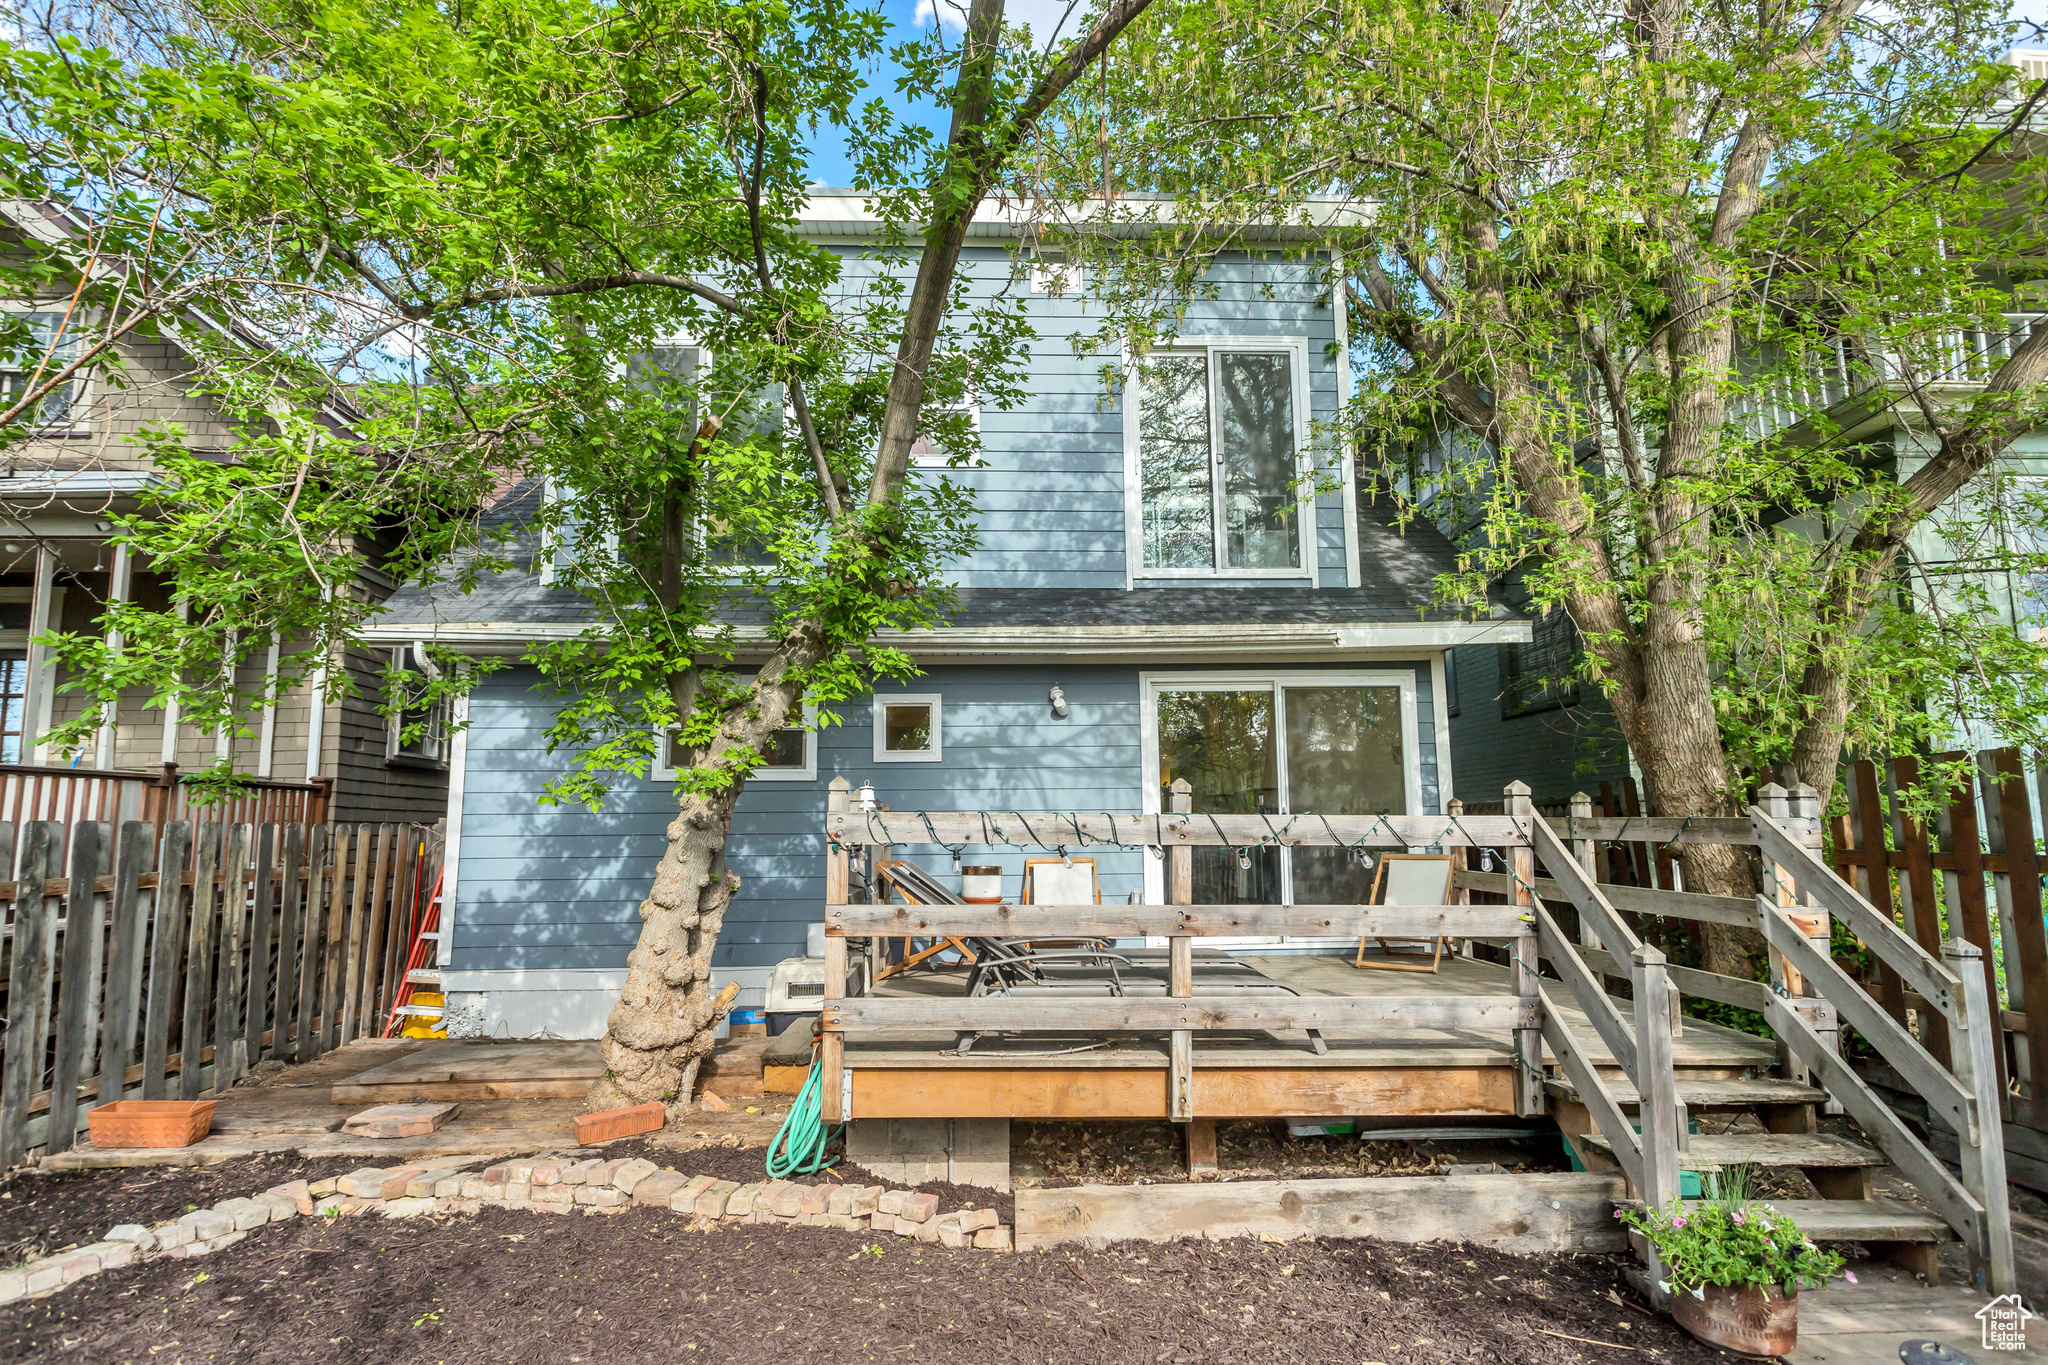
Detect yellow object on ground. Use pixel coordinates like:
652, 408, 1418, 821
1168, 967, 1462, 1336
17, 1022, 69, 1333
400, 991, 448, 1039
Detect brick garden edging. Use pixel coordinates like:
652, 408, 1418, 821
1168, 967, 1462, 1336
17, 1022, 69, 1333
0, 1152, 1013, 1307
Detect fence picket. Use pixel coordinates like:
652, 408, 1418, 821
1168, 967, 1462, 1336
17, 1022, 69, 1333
340, 824, 373, 1043
382, 826, 421, 1034
361, 825, 396, 1029
141, 822, 193, 1100
178, 824, 220, 1101
293, 824, 323, 1062
1982, 749, 2048, 1130
245, 824, 277, 1067
319, 825, 347, 1052
213, 824, 251, 1091
98, 821, 152, 1107
273, 823, 306, 1063
1933, 756, 2008, 1105
0, 823, 58, 1167
46, 822, 107, 1154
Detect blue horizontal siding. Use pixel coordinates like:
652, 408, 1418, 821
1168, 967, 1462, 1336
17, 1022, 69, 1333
451, 660, 1443, 975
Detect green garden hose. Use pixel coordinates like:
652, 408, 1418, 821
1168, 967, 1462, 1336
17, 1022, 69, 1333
766, 1052, 841, 1178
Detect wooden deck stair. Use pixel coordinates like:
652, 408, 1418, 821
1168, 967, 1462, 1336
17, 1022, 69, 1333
1580, 1130, 1884, 1172
1545, 1075, 1828, 1110
1626, 1198, 1956, 1247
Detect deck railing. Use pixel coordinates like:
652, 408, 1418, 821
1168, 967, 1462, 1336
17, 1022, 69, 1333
823, 775, 2015, 1297
0, 818, 440, 1165
1458, 782, 2014, 1295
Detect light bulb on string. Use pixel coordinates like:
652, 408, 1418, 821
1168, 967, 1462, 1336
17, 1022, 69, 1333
1236, 847, 1252, 871
1481, 849, 1495, 872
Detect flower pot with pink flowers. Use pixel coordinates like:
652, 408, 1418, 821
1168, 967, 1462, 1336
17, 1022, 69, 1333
1617, 1165, 1849, 1358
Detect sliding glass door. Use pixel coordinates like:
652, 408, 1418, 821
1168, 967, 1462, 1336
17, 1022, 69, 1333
1150, 674, 1415, 908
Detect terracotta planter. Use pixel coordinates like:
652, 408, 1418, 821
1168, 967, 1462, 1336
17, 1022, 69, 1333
1672, 1281, 1799, 1357
87, 1100, 216, 1149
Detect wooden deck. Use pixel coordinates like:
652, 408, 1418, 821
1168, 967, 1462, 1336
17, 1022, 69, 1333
42, 1038, 794, 1170
843, 952, 1776, 1120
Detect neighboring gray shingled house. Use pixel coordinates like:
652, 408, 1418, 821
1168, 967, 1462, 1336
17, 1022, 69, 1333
0, 201, 448, 824
363, 196, 1531, 1037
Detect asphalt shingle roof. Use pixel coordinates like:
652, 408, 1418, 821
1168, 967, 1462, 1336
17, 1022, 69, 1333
373, 483, 1509, 632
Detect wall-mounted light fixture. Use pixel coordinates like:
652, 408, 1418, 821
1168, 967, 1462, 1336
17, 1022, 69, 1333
1048, 684, 1070, 719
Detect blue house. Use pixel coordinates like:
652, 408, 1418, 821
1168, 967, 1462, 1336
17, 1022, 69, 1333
364, 194, 1532, 1037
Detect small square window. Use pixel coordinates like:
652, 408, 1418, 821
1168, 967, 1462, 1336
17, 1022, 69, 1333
873, 694, 942, 762
1030, 253, 1084, 297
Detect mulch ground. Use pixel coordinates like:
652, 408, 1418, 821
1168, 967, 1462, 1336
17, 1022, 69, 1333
0, 1155, 363, 1267
0, 1197, 1731, 1365
1015, 1119, 1566, 1187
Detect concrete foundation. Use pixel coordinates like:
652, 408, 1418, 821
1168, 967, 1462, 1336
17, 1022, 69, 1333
845, 1118, 1011, 1193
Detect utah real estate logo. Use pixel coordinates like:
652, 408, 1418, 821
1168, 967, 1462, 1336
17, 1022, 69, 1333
1977, 1293, 2035, 1352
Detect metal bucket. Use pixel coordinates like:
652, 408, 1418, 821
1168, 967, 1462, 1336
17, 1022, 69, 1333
1671, 1282, 1799, 1357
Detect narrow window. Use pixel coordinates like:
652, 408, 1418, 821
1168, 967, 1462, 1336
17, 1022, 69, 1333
1216, 352, 1300, 569
386, 648, 451, 766
0, 651, 28, 762
1138, 355, 1215, 569
1135, 347, 1303, 573
656, 697, 814, 780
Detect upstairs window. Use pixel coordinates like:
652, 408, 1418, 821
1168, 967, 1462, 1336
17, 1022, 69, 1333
0, 311, 82, 426
1132, 344, 1306, 575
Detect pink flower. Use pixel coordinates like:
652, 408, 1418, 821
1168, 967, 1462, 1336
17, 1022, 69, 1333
1671, 1215, 1688, 1228
1845, 1271, 1857, 1284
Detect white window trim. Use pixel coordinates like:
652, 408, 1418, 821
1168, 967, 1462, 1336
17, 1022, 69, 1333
1028, 251, 1085, 297
909, 399, 982, 469
1136, 669, 1422, 911
1122, 334, 1317, 584
1, 304, 95, 434
872, 692, 943, 763
653, 700, 819, 782
1333, 250, 1360, 589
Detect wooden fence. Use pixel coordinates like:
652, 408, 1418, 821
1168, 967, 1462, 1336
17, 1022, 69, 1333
0, 818, 439, 1165
1825, 748, 2048, 1186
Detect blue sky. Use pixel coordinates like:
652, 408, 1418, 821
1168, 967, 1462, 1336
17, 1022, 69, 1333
808, 0, 2048, 186
802, 0, 1083, 187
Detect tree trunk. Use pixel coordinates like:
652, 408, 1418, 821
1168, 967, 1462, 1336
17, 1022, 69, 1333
585, 786, 742, 1114
587, 640, 818, 1113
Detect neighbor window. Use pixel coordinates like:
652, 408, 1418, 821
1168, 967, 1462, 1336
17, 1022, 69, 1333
1148, 675, 1413, 907
873, 694, 941, 762
1498, 606, 1581, 718
0, 650, 27, 763
1133, 345, 1304, 574
0, 311, 82, 426
386, 649, 451, 766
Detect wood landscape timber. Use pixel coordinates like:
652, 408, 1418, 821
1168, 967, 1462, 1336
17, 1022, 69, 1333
1012, 1172, 1630, 1253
